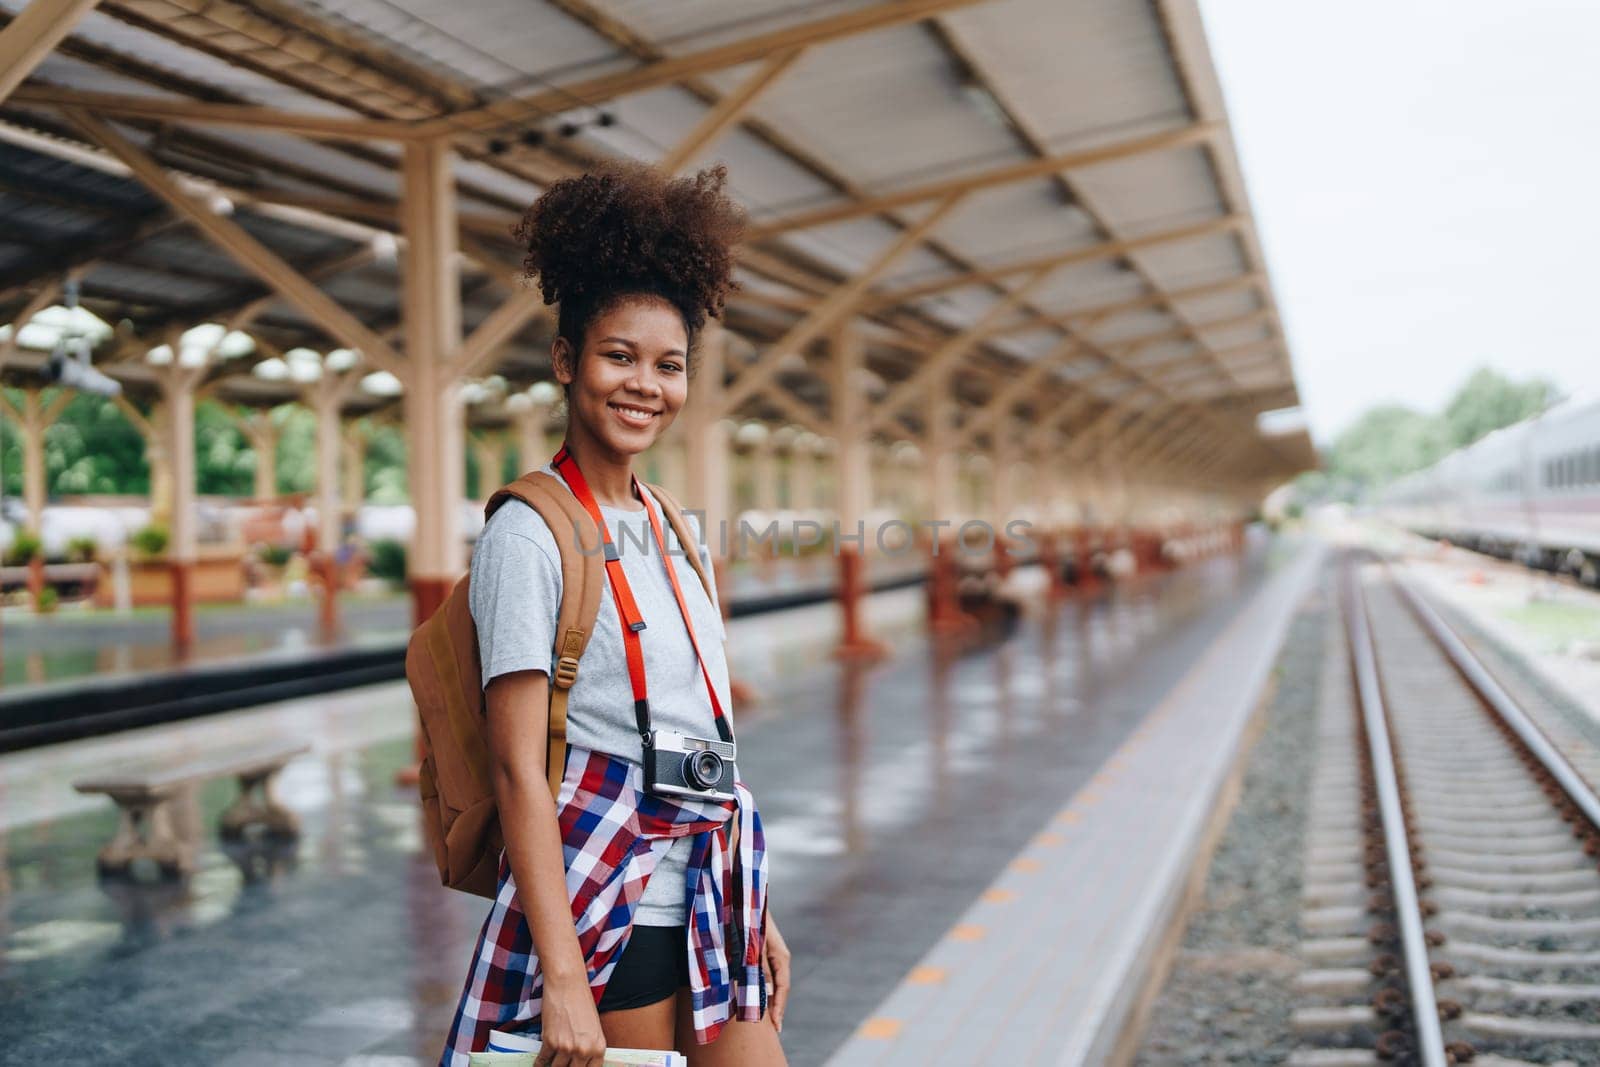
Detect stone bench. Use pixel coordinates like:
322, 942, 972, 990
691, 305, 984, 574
73, 740, 309, 878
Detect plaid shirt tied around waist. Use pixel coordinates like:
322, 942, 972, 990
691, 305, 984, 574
439, 746, 769, 1066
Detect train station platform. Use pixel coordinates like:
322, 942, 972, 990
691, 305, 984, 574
0, 555, 927, 751
0, 535, 1314, 1066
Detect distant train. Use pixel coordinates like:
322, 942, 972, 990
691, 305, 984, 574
1378, 396, 1600, 585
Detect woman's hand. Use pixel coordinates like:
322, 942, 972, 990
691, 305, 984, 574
535, 978, 607, 1067
762, 911, 792, 1034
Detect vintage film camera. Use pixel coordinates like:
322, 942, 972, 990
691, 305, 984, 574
644, 730, 737, 802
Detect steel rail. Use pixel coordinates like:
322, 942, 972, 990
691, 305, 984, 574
1389, 568, 1600, 832
1342, 563, 1449, 1067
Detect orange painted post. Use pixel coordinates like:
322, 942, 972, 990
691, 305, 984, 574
925, 532, 974, 635
170, 559, 195, 655
1075, 526, 1098, 595
833, 546, 886, 659
1040, 530, 1068, 600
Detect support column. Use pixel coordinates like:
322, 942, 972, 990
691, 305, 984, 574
658, 435, 687, 495
684, 324, 731, 569
789, 438, 817, 513
308, 374, 357, 638
513, 397, 552, 473
161, 367, 200, 656
682, 324, 757, 705
923, 383, 971, 636
830, 325, 885, 660
751, 430, 778, 513
990, 430, 1017, 580
20, 391, 47, 604
4, 388, 70, 605
244, 410, 279, 502
1036, 463, 1069, 600
148, 404, 172, 525
472, 433, 507, 502
341, 420, 366, 517
400, 138, 464, 630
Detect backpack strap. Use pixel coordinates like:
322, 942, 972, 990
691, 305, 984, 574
486, 472, 603, 799
642, 480, 716, 606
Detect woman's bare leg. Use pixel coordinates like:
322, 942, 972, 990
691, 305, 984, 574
674, 993, 787, 1067
600, 994, 678, 1052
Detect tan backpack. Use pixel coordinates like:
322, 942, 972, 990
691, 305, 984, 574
406, 471, 715, 898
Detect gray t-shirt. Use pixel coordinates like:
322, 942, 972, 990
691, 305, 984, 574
469, 464, 733, 926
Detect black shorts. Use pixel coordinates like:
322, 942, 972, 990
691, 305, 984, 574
596, 924, 691, 1013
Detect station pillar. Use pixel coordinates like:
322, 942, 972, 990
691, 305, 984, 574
656, 434, 687, 494
751, 431, 778, 513
789, 438, 817, 512
399, 138, 464, 632
14, 388, 59, 604
683, 326, 757, 703
922, 385, 971, 635
473, 433, 507, 504
308, 374, 355, 638
513, 398, 551, 474
830, 326, 886, 660
989, 432, 1017, 580
341, 420, 365, 519
684, 324, 731, 577
163, 368, 199, 656
244, 409, 279, 503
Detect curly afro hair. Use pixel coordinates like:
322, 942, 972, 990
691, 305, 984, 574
514, 161, 745, 360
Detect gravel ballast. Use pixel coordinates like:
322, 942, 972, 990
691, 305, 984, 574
1132, 589, 1329, 1066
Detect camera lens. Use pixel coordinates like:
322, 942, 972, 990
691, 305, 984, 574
683, 750, 725, 790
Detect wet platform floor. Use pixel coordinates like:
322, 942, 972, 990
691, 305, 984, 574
1, 539, 1293, 1065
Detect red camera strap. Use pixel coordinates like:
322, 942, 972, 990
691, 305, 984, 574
551, 447, 732, 744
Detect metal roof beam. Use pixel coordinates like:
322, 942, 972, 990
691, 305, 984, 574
987, 271, 1262, 339
0, 0, 101, 105
63, 108, 407, 383
659, 48, 804, 175
863, 215, 1241, 309
719, 192, 966, 415
418, 0, 992, 137
750, 123, 1213, 238
9, 85, 420, 140
868, 264, 1058, 431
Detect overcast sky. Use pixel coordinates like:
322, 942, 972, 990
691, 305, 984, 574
1197, 0, 1600, 445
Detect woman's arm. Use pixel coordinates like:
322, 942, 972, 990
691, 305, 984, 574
485, 669, 605, 1067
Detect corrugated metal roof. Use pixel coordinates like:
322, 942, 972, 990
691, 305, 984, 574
0, 0, 1307, 480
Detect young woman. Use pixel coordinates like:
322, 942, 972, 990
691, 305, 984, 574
438, 163, 791, 1067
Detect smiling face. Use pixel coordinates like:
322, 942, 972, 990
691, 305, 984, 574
552, 294, 690, 465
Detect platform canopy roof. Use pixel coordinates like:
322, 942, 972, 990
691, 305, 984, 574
0, 0, 1314, 483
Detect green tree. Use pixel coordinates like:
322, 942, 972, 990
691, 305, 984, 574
196, 401, 255, 496
1442, 367, 1556, 449
364, 420, 409, 504
1325, 404, 1452, 492
273, 405, 316, 494
5, 389, 149, 498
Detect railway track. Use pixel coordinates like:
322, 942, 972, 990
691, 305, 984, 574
1291, 557, 1600, 1066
